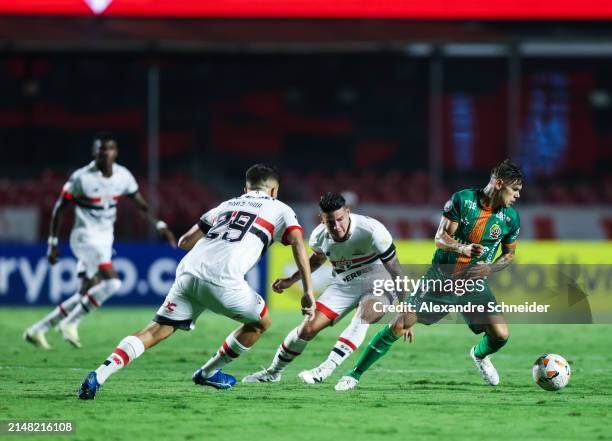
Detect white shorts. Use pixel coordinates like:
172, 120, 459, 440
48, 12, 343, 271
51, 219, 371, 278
154, 273, 268, 330
69, 229, 113, 278
316, 265, 395, 324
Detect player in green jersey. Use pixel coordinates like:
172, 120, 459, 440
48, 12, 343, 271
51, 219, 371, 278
335, 159, 522, 391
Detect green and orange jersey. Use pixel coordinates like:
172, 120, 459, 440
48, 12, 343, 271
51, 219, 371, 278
432, 188, 520, 273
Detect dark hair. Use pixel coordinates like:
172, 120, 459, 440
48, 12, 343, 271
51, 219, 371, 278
245, 164, 280, 189
319, 192, 346, 213
92, 131, 116, 149
491, 159, 523, 184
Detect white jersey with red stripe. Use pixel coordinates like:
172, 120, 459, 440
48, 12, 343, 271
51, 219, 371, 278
177, 190, 303, 288
309, 213, 396, 283
61, 161, 139, 240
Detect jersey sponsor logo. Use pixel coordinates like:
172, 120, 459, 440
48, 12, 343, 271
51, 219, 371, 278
496, 211, 505, 221
341, 265, 374, 283
443, 200, 453, 212
489, 223, 502, 239
463, 200, 477, 210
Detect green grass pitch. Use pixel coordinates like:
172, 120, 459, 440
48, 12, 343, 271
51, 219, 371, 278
1, 307, 611, 441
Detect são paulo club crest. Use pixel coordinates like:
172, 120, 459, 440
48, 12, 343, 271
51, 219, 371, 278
334, 257, 352, 272
489, 223, 502, 239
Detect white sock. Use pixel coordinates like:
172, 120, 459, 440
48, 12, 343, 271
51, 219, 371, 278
269, 327, 309, 374
326, 316, 368, 367
95, 335, 145, 384
62, 279, 121, 326
30, 292, 81, 333
200, 332, 250, 377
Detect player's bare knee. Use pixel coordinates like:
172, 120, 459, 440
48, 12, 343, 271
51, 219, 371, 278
496, 329, 509, 341
79, 275, 97, 294
259, 317, 271, 332
489, 326, 509, 341
246, 318, 270, 335
359, 307, 385, 324
260, 312, 272, 331
298, 322, 319, 341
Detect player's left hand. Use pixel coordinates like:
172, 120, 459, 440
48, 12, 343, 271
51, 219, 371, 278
466, 261, 492, 279
300, 292, 316, 318
403, 327, 414, 343
160, 228, 177, 248
272, 277, 295, 293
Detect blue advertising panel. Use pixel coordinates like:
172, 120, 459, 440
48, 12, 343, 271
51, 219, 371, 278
0, 243, 267, 305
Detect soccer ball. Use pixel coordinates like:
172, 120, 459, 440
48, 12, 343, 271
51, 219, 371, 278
532, 354, 571, 391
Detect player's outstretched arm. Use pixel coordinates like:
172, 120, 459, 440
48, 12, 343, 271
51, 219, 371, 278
177, 224, 205, 251
286, 229, 315, 317
380, 255, 416, 342
434, 216, 484, 258
126, 192, 177, 247
491, 243, 516, 272
46, 195, 71, 264
382, 255, 405, 301
272, 251, 326, 293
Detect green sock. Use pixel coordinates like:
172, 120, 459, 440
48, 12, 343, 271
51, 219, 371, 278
473, 334, 508, 358
348, 326, 400, 380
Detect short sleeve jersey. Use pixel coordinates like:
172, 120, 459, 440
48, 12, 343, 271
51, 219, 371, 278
309, 213, 396, 278
177, 190, 303, 286
61, 161, 138, 237
433, 188, 520, 268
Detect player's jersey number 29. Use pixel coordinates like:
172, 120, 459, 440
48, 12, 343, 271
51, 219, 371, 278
206, 211, 257, 243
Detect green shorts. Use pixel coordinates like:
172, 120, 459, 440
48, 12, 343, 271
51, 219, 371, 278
406, 266, 500, 334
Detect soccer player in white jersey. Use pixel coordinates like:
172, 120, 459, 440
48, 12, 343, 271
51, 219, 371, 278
78, 164, 315, 399
24, 132, 175, 349
295, 189, 375, 384
243, 192, 405, 384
